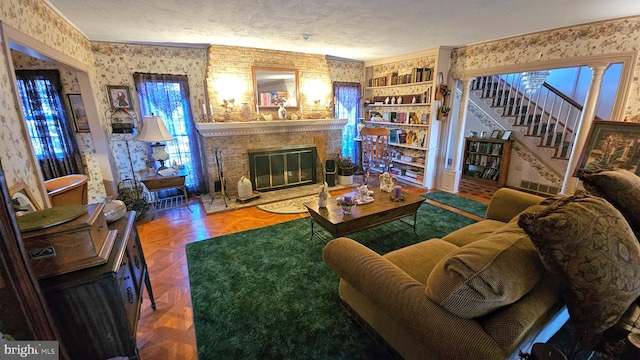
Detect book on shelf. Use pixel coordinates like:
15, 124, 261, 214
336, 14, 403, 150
368, 67, 433, 87
389, 128, 400, 143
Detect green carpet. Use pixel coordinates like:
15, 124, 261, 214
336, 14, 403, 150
186, 202, 477, 360
421, 191, 488, 218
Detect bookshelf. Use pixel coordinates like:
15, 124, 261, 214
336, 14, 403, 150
462, 137, 513, 187
362, 47, 452, 188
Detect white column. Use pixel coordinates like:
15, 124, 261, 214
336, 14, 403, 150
444, 77, 474, 193
561, 64, 609, 194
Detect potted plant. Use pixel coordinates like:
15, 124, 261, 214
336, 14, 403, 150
335, 154, 356, 185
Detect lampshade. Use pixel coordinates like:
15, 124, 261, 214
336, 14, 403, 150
137, 116, 174, 143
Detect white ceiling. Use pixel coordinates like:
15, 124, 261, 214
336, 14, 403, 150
46, 0, 640, 61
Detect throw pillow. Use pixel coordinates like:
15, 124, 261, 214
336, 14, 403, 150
425, 215, 547, 319
577, 168, 640, 233
518, 191, 640, 349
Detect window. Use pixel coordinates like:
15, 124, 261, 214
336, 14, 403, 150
15, 70, 84, 179
334, 82, 361, 160
134, 73, 206, 194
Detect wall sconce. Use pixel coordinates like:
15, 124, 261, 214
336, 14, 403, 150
222, 98, 235, 120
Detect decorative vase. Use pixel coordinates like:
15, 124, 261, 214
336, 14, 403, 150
241, 103, 251, 121
357, 119, 365, 139
237, 175, 252, 199
278, 104, 287, 120
337, 174, 353, 185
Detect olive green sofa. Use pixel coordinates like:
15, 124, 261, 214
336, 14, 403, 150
323, 188, 569, 359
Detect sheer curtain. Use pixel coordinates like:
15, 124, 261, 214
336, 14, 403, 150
15, 70, 84, 180
333, 82, 361, 160
133, 73, 206, 194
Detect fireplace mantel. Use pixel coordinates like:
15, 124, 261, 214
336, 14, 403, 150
196, 118, 347, 137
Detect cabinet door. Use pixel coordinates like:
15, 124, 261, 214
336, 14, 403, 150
45, 276, 138, 359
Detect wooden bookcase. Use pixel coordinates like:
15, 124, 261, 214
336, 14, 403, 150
362, 46, 452, 188
462, 137, 513, 187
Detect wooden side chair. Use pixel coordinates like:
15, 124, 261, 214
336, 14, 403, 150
360, 127, 392, 180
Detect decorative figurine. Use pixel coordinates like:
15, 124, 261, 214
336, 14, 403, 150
318, 182, 329, 208
379, 172, 399, 193
355, 184, 374, 203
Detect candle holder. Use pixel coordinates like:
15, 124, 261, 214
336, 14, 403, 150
341, 203, 356, 214
389, 192, 405, 202
336, 196, 357, 214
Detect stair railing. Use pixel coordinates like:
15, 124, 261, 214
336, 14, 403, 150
474, 74, 586, 160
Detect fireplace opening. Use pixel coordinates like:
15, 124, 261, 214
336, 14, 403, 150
248, 146, 317, 192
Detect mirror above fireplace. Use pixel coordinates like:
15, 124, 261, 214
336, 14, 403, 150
252, 66, 299, 109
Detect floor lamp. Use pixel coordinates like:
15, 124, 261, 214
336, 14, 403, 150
137, 116, 174, 170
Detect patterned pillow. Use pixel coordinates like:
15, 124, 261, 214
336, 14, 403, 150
578, 169, 640, 233
518, 191, 640, 348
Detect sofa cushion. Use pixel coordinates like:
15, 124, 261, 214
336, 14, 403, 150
577, 168, 640, 233
441, 219, 505, 247
384, 239, 458, 284
425, 216, 547, 318
518, 191, 640, 348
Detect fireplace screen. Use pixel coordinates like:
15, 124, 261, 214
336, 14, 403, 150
248, 146, 317, 191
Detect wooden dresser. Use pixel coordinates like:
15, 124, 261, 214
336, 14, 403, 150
38, 211, 155, 360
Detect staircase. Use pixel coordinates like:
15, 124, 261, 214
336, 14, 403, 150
469, 74, 588, 178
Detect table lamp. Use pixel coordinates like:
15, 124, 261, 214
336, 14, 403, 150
137, 116, 174, 170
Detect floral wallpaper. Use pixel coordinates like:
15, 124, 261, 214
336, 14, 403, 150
90, 42, 208, 183
0, 0, 95, 208
451, 16, 640, 123
328, 59, 364, 84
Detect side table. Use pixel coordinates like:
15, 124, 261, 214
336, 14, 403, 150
140, 169, 191, 211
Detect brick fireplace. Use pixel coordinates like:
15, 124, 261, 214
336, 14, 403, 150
196, 119, 347, 196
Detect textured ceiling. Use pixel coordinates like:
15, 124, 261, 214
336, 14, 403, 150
46, 0, 640, 61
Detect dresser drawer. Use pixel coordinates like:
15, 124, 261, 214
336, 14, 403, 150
142, 176, 185, 189
119, 262, 140, 333
126, 234, 143, 293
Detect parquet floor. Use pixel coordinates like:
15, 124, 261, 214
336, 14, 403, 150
134, 178, 497, 359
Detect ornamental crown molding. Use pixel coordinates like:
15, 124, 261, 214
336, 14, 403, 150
195, 119, 347, 137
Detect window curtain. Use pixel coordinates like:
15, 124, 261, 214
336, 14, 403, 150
133, 73, 206, 194
15, 70, 84, 180
333, 82, 361, 160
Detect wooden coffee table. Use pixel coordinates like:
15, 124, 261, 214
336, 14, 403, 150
304, 189, 425, 240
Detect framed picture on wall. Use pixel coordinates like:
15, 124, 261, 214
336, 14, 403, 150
107, 85, 133, 110
67, 94, 90, 132
574, 120, 640, 176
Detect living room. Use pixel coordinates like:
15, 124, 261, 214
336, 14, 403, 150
2, 1, 640, 359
